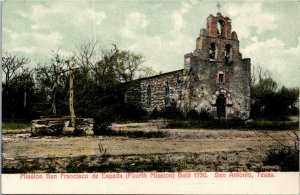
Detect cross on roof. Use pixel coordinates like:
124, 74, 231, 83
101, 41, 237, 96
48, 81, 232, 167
217, 2, 221, 10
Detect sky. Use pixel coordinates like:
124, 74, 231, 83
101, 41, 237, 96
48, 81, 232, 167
2, 0, 300, 88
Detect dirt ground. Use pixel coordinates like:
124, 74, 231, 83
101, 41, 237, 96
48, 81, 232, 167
2, 120, 297, 172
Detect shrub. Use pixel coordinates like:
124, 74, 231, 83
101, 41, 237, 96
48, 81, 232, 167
150, 102, 184, 120
2, 120, 29, 130
150, 107, 160, 119
264, 147, 299, 171
92, 109, 115, 135
116, 103, 148, 122
186, 109, 199, 120
95, 128, 168, 138
199, 110, 212, 120
186, 109, 213, 121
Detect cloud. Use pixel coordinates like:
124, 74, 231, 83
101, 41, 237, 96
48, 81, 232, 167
32, 32, 63, 46
123, 31, 194, 73
4, 28, 63, 54
121, 12, 149, 38
11, 47, 37, 54
172, 1, 192, 32
121, 2, 199, 72
31, 24, 47, 30
31, 4, 51, 20
28, 4, 69, 30
7, 30, 63, 47
77, 8, 107, 25
29, 2, 106, 30
242, 37, 300, 87
225, 2, 277, 39
30, 2, 75, 21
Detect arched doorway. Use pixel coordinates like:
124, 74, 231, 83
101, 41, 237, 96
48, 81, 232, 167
216, 94, 226, 118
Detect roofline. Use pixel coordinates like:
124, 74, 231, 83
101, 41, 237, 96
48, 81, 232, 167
138, 69, 184, 81
121, 69, 184, 85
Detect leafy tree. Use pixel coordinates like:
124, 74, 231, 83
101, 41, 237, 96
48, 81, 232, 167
115, 49, 144, 82
250, 65, 299, 119
138, 66, 158, 78
72, 43, 145, 132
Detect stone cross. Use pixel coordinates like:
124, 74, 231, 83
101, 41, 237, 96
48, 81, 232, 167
217, 2, 221, 11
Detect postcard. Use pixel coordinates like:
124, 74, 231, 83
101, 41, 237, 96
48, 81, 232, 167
1, 0, 299, 194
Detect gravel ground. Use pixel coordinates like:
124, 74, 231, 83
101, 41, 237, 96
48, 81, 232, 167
1, 121, 296, 172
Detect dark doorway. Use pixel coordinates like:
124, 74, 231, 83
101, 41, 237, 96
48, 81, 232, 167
216, 94, 226, 118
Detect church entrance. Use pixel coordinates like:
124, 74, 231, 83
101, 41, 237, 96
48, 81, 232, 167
216, 94, 226, 118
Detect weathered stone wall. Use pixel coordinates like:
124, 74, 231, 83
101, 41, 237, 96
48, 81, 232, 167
125, 70, 184, 112
183, 57, 250, 119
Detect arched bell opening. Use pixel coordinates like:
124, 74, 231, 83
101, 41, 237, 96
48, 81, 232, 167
225, 44, 233, 65
217, 20, 225, 37
209, 43, 217, 60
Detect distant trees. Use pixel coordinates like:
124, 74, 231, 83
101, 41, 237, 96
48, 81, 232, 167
11, 43, 146, 131
2, 51, 30, 85
250, 66, 299, 119
2, 52, 33, 121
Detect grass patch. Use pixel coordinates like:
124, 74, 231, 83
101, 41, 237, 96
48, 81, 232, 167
95, 129, 168, 138
2, 121, 29, 130
2, 158, 50, 173
3, 155, 186, 173
166, 119, 299, 130
250, 120, 299, 130
66, 155, 185, 172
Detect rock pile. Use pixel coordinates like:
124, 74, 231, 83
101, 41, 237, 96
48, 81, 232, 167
31, 116, 94, 136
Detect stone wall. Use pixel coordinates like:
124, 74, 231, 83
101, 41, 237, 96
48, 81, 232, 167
125, 70, 184, 112
183, 57, 251, 120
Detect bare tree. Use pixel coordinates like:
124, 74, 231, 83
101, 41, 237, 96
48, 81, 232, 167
2, 51, 30, 121
75, 42, 98, 79
2, 51, 30, 86
36, 52, 66, 115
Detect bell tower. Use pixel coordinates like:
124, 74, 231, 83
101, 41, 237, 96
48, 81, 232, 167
183, 13, 251, 120
195, 13, 241, 64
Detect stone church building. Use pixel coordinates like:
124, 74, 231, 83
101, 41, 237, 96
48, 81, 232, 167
124, 13, 251, 120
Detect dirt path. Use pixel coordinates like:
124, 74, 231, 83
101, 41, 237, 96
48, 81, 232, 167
2, 128, 292, 159
2, 121, 296, 172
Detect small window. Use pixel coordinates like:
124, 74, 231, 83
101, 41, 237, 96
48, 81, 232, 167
219, 73, 224, 83
218, 72, 225, 84
165, 82, 170, 107
147, 84, 151, 106
209, 43, 217, 60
